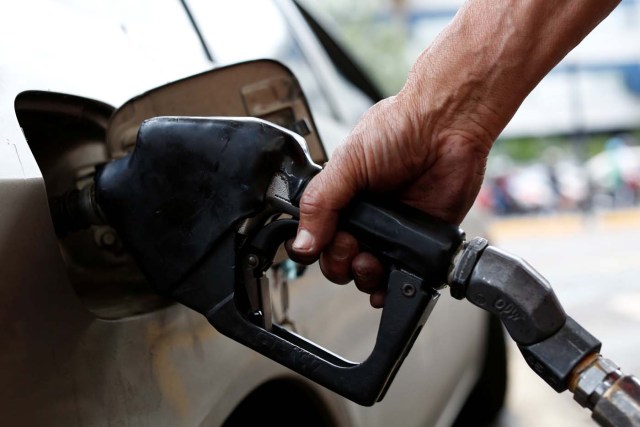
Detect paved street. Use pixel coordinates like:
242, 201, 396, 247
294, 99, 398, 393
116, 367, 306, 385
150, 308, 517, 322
489, 209, 640, 426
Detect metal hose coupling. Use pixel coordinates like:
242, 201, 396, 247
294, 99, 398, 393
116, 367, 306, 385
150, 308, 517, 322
49, 183, 107, 236
570, 354, 640, 427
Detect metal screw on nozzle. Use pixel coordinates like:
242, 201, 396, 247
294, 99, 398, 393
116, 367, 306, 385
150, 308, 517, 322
247, 254, 259, 268
402, 283, 416, 297
100, 230, 118, 247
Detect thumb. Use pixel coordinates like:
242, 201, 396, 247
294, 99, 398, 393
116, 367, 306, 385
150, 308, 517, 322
292, 158, 358, 260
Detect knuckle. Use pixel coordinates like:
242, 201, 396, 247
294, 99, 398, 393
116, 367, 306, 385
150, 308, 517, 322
298, 184, 325, 215
328, 232, 358, 261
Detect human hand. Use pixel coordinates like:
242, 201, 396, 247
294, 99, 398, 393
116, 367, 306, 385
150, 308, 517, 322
287, 0, 619, 307
288, 87, 495, 307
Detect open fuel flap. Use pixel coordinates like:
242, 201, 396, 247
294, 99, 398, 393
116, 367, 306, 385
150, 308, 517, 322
106, 59, 326, 163
19, 59, 325, 319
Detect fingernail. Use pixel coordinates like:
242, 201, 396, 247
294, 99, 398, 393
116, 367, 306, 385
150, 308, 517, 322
292, 229, 314, 252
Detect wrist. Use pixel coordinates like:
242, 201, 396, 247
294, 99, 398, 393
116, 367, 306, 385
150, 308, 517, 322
397, 54, 503, 159
397, 0, 620, 155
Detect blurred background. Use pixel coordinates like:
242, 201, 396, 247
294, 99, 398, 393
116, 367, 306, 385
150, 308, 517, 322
301, 0, 640, 217
301, 0, 640, 425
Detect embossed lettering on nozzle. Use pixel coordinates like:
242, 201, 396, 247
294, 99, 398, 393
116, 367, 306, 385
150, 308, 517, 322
458, 244, 566, 345
449, 238, 601, 392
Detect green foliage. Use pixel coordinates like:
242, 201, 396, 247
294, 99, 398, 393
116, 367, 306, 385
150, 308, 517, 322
494, 131, 640, 164
340, 20, 408, 95
303, 0, 411, 96
493, 137, 551, 162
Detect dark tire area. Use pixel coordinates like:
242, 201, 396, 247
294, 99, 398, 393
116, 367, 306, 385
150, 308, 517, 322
452, 314, 508, 427
223, 379, 335, 427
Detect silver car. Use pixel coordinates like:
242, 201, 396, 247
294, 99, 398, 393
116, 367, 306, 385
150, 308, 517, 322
0, 1, 505, 425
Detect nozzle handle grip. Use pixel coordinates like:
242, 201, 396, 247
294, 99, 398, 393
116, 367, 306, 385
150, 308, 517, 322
342, 200, 464, 288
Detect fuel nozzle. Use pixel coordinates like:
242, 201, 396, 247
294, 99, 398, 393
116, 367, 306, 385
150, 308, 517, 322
49, 183, 107, 237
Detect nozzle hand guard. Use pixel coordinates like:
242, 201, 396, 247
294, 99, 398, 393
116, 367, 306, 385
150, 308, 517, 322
92, 117, 464, 406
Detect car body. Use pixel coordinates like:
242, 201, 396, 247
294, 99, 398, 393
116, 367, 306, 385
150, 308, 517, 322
0, 1, 502, 426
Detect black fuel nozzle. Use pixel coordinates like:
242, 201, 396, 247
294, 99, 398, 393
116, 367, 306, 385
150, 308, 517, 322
48, 116, 466, 406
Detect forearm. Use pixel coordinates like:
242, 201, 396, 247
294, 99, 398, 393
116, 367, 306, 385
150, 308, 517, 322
401, 0, 620, 149
292, 0, 621, 289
